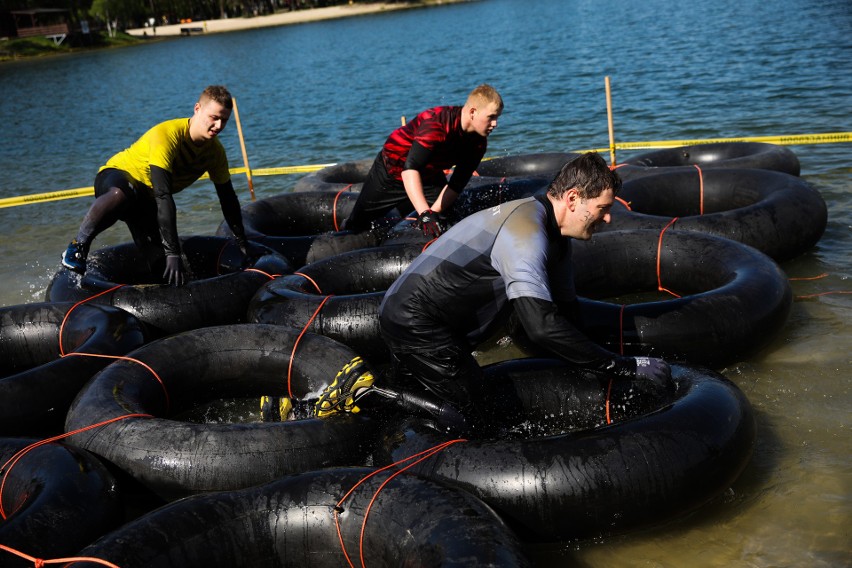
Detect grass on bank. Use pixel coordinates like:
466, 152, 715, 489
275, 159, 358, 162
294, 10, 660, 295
0, 32, 142, 62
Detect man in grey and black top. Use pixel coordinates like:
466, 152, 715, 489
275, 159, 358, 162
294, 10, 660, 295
310, 152, 671, 433
376, 152, 672, 431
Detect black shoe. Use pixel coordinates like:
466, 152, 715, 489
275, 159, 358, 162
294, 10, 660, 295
61, 239, 87, 274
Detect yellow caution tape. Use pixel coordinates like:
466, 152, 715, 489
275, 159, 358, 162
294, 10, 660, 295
1, 132, 848, 209
252, 163, 337, 176
0, 187, 94, 208
575, 131, 851, 153
197, 163, 336, 179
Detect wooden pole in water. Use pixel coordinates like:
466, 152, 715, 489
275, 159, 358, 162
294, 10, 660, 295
401, 116, 406, 126
232, 98, 255, 201
605, 76, 617, 166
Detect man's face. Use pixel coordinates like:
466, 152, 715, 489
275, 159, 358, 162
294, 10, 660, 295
559, 187, 614, 240
469, 101, 502, 137
191, 98, 231, 143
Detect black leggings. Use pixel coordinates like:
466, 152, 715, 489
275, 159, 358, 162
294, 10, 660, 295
375, 337, 497, 432
343, 152, 446, 232
79, 169, 162, 266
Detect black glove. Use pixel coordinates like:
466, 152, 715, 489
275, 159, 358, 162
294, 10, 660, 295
633, 356, 672, 388
163, 255, 185, 287
412, 209, 447, 238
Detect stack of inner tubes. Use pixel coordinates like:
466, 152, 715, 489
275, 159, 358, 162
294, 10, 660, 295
292, 158, 373, 193
71, 467, 531, 567
65, 324, 379, 500
0, 301, 146, 436
616, 141, 801, 179
0, 438, 122, 568
46, 236, 292, 337
215, 190, 390, 266
249, 243, 424, 362
565, 229, 793, 368
0, 144, 823, 565
378, 360, 756, 541
604, 167, 827, 261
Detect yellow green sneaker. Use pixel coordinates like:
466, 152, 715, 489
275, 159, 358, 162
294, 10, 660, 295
314, 356, 375, 418
260, 395, 293, 422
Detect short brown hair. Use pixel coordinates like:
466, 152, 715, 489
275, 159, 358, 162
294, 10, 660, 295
547, 153, 622, 199
200, 85, 233, 110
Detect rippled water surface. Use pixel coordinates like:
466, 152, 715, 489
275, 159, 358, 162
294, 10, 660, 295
1, 0, 850, 565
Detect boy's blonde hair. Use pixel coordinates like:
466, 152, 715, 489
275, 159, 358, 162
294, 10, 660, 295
465, 84, 503, 112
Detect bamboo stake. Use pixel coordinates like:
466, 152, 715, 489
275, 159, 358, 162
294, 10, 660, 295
605, 76, 617, 166
232, 97, 255, 201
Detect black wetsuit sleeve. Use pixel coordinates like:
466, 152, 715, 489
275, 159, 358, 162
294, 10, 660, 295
404, 141, 432, 172
446, 153, 479, 193
512, 295, 637, 378
151, 165, 180, 256
215, 180, 247, 244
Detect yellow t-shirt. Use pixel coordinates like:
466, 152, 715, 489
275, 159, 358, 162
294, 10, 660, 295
100, 117, 230, 193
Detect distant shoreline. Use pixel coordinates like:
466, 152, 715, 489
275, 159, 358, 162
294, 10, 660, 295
126, 1, 473, 38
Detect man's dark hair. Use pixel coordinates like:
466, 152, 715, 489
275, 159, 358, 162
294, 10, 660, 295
200, 85, 233, 110
547, 152, 622, 199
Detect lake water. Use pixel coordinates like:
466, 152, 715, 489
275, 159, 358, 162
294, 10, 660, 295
1, 0, 850, 565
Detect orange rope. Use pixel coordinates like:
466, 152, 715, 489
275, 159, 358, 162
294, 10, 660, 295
656, 218, 681, 298
789, 273, 829, 281
0, 413, 151, 520
796, 291, 852, 299
57, 285, 125, 356
605, 304, 627, 426
694, 164, 704, 215
294, 271, 323, 294
61, 353, 170, 411
242, 267, 280, 279
333, 439, 466, 568
286, 294, 333, 398
55, 287, 171, 409
605, 379, 614, 425
788, 273, 851, 299
0, 544, 122, 568
333, 185, 352, 232
614, 196, 632, 210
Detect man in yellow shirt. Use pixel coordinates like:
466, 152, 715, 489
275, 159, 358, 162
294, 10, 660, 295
62, 85, 253, 286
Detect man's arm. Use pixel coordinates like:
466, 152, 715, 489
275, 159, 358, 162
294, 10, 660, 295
512, 295, 636, 376
400, 168, 432, 215
214, 179, 247, 246
151, 165, 180, 256
431, 185, 459, 213
511, 296, 672, 387
150, 165, 184, 286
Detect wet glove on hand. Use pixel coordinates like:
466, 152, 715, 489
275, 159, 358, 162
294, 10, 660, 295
413, 209, 446, 238
163, 255, 185, 287
633, 356, 672, 389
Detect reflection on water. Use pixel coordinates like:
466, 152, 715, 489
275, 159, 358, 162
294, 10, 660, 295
1, 0, 850, 565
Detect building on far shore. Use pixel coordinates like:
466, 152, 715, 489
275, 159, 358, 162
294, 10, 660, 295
4, 8, 70, 44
